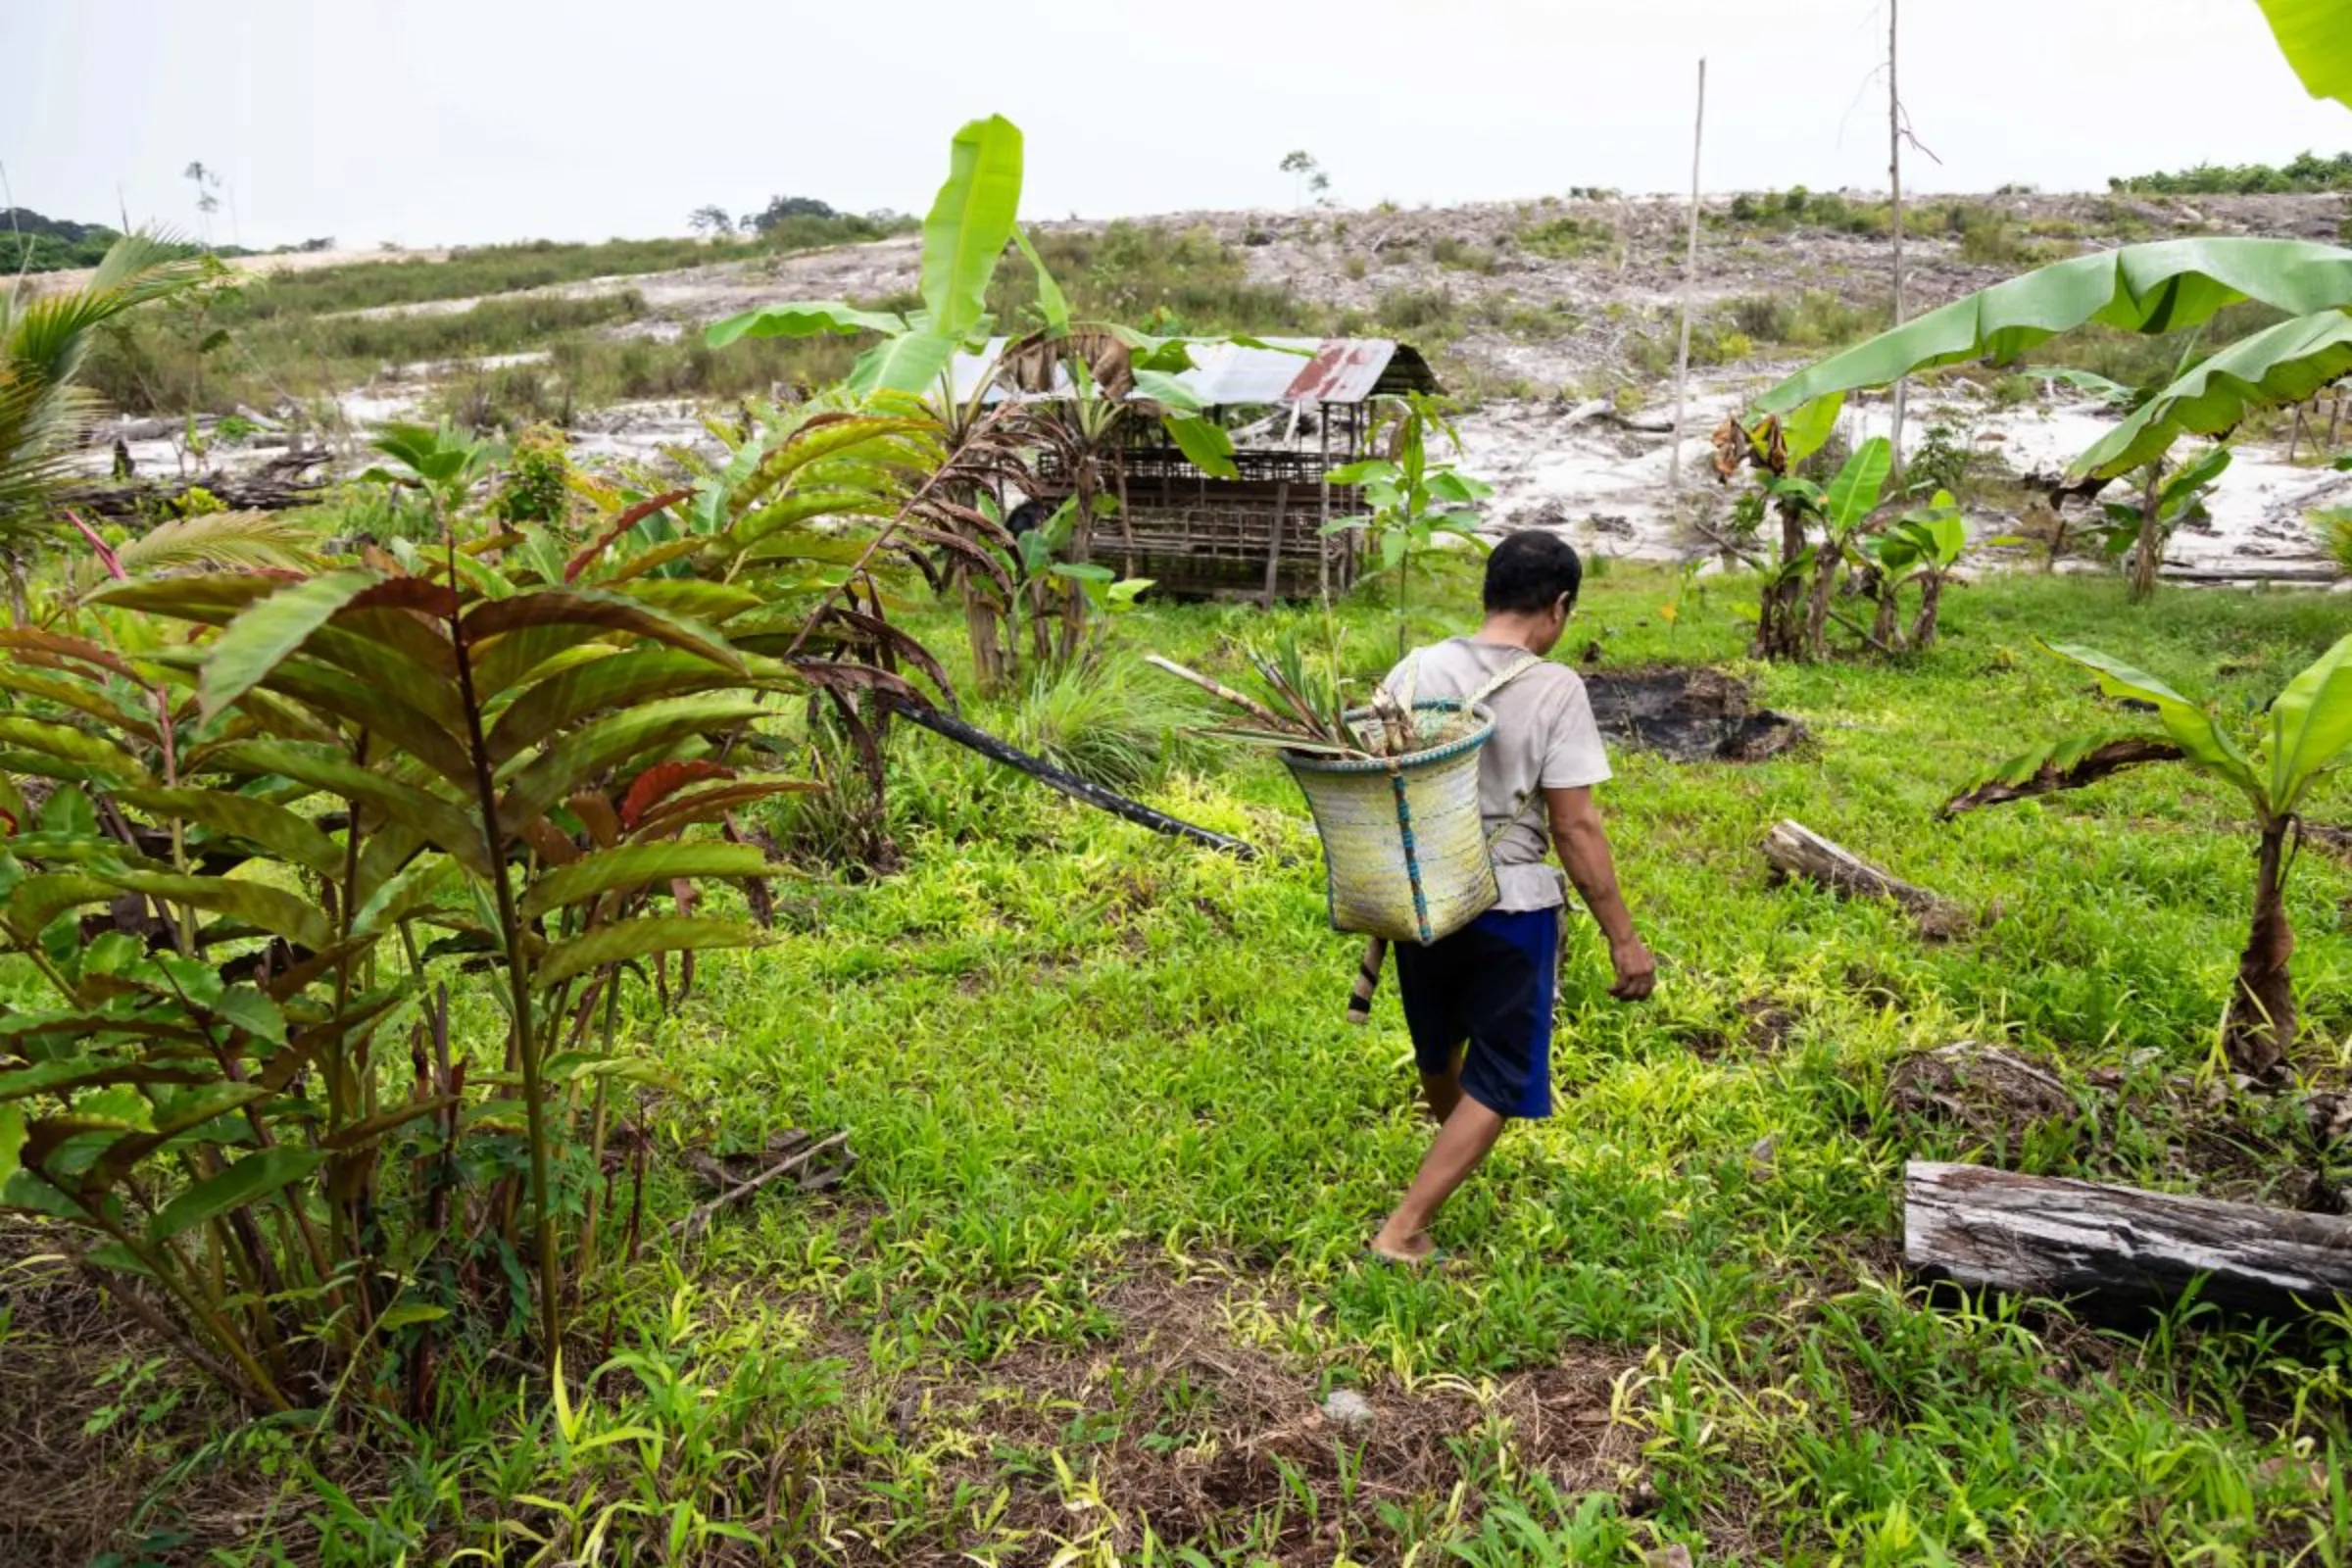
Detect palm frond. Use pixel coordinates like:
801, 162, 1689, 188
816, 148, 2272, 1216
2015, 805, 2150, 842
115, 511, 321, 577
0, 231, 217, 548
6, 231, 217, 390
0, 370, 96, 547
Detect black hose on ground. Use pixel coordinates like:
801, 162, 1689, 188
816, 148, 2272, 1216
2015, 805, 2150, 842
881, 697, 1258, 861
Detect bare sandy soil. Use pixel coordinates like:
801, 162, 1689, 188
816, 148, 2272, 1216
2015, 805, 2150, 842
24, 245, 453, 296
78, 191, 2352, 583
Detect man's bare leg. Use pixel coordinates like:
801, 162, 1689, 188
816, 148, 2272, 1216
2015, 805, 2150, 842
1370, 1096, 1507, 1262
1421, 1048, 1464, 1125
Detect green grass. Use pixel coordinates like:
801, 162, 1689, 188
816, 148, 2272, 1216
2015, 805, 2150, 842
29, 563, 2352, 1564
230, 223, 896, 319
78, 220, 912, 417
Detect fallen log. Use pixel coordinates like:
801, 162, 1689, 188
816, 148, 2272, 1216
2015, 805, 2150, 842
1905, 1160, 2352, 1319
72, 463, 331, 519
1762, 819, 1969, 938
2157, 564, 2343, 585
2307, 822, 2352, 864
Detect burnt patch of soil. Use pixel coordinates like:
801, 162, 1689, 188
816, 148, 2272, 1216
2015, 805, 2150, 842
1582, 668, 1803, 762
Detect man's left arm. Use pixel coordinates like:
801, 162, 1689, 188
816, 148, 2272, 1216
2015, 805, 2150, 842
1545, 785, 1655, 1001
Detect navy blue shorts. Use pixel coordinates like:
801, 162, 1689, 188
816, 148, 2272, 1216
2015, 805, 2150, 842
1393, 906, 1558, 1119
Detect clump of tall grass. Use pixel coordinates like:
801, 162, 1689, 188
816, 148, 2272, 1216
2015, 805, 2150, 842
1009, 662, 1209, 793
2322, 507, 2352, 575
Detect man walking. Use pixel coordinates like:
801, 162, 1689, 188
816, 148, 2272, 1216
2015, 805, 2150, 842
1370, 531, 1653, 1265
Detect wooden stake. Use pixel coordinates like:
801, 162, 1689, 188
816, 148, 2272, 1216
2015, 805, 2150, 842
1887, 0, 1908, 481
1667, 57, 1706, 493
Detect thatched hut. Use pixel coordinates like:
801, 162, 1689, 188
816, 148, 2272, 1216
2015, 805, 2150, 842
951, 337, 1441, 602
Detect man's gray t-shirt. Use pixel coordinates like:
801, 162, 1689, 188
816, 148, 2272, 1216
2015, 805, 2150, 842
1382, 638, 1612, 912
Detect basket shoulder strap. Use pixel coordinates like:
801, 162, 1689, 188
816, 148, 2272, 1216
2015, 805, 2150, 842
1465, 651, 1544, 707
1474, 653, 1550, 855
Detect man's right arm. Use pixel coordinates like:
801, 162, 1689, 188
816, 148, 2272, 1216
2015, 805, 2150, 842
1545, 784, 1654, 1001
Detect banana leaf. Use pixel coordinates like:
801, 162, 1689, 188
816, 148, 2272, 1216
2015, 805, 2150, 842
2255, 0, 2352, 107
1756, 238, 2352, 424
2072, 309, 2352, 476
918, 116, 1024, 341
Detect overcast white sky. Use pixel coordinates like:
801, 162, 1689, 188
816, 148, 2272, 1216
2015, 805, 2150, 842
4, 0, 2344, 250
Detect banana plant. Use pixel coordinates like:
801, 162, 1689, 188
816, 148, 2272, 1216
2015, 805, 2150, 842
1754, 239, 2352, 607
1946, 634, 2352, 1078
706, 116, 1022, 398
1715, 425, 1893, 662
0, 551, 810, 1409
1862, 487, 1967, 652
2100, 446, 2232, 602
1323, 393, 1494, 657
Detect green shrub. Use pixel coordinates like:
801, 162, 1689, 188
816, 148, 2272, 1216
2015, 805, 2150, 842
1730, 295, 1792, 340
1374, 286, 1458, 334
2109, 151, 2352, 195
1519, 216, 1604, 260
1431, 236, 1496, 273
495, 424, 571, 521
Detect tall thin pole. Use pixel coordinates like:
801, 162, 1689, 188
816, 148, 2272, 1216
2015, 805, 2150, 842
1887, 0, 1908, 479
1668, 57, 1706, 492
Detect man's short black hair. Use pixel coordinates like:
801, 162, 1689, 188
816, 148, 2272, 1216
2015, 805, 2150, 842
1483, 529, 1584, 615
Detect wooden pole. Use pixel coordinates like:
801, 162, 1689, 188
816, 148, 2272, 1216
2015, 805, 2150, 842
1667, 58, 1706, 492
1317, 411, 1333, 602
1261, 479, 1291, 609
1887, 0, 1908, 481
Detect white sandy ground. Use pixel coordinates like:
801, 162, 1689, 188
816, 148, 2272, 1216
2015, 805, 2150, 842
79, 370, 2348, 590
53, 192, 2350, 585
1454, 385, 2350, 580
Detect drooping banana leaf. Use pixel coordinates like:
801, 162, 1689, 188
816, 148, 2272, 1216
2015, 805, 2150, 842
2041, 641, 2267, 811
2254, 0, 2352, 107
2072, 309, 2352, 476
1756, 238, 2352, 424
703, 302, 909, 350
847, 330, 961, 399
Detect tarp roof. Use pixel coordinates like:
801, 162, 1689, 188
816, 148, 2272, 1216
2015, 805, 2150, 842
947, 337, 1439, 408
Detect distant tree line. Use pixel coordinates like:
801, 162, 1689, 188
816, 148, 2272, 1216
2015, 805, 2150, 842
0, 209, 343, 273
2108, 151, 2352, 195
685, 197, 912, 245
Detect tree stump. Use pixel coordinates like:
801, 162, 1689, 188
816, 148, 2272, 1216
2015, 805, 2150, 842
1762, 819, 1969, 938
1905, 1160, 2352, 1319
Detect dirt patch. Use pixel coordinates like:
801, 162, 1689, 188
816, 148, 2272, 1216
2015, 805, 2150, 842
882, 1271, 1645, 1561
1686, 995, 1801, 1060
0, 1221, 265, 1568
1889, 1043, 2077, 1142
1583, 668, 1804, 762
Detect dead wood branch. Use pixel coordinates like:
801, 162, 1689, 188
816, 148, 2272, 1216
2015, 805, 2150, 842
1763, 819, 1970, 938
672, 1131, 850, 1240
